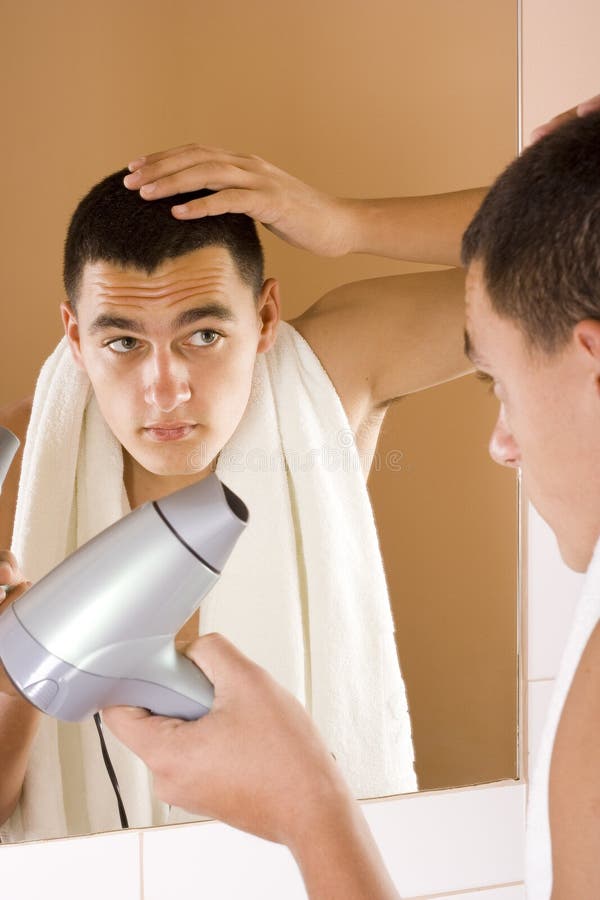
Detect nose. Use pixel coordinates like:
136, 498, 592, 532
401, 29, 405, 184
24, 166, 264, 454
143, 351, 192, 412
488, 405, 521, 468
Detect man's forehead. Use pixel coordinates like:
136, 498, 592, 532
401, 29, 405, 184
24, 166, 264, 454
463, 262, 491, 365
464, 261, 531, 372
79, 246, 246, 303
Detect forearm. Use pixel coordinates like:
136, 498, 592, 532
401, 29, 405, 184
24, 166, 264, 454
289, 791, 400, 900
0, 691, 41, 824
339, 187, 487, 267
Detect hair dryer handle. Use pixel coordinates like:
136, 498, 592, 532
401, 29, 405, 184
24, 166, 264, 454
108, 644, 215, 721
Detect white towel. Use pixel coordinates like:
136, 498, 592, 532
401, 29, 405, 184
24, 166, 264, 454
5, 342, 170, 840
525, 537, 600, 898
3, 321, 415, 842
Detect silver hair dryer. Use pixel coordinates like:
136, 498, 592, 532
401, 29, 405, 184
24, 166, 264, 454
0, 466, 248, 721
0, 425, 20, 594
0, 426, 19, 492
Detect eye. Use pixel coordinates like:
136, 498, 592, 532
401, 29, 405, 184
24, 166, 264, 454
476, 370, 496, 394
106, 336, 139, 354
188, 329, 221, 347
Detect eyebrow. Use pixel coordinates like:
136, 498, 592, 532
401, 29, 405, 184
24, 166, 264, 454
88, 303, 237, 336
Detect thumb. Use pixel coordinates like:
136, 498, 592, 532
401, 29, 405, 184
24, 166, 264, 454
182, 632, 255, 688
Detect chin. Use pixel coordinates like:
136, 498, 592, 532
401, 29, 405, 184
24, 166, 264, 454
143, 443, 217, 478
529, 496, 591, 574
555, 533, 594, 575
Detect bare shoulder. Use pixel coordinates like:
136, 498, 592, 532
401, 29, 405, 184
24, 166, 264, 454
549, 618, 600, 897
287, 304, 376, 442
288, 268, 468, 436
0, 396, 33, 549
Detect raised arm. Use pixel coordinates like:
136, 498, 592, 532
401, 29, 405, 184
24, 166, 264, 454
290, 267, 470, 415
123, 144, 486, 268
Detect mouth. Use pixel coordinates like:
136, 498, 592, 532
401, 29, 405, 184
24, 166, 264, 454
143, 423, 197, 442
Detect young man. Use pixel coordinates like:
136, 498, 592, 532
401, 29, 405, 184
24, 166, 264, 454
97, 104, 600, 898
0, 164, 479, 837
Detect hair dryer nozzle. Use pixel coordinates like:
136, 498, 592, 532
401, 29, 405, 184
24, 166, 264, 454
154, 474, 248, 573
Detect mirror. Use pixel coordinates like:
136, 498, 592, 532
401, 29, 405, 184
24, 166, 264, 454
0, 0, 519, 842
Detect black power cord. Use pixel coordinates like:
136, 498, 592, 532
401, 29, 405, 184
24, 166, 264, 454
93, 712, 129, 828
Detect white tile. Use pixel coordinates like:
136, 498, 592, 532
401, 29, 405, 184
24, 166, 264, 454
432, 886, 524, 899
141, 784, 525, 900
527, 681, 555, 778
142, 821, 306, 900
527, 504, 584, 680
0, 830, 140, 900
362, 783, 525, 897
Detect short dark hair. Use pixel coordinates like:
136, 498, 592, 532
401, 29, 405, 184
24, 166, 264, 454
462, 110, 600, 354
63, 169, 264, 307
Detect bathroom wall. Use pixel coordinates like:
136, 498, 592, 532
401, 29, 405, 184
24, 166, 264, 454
2, 0, 599, 897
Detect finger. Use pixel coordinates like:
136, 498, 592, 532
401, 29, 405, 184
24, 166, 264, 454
530, 107, 577, 144
577, 93, 600, 116
129, 143, 258, 172
125, 147, 228, 185
0, 580, 32, 606
126, 145, 256, 183
0, 550, 19, 572
102, 705, 176, 762
172, 188, 262, 220
127, 143, 199, 172
0, 553, 25, 587
136, 162, 258, 203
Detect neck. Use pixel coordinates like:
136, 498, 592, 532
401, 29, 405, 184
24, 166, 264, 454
123, 451, 216, 508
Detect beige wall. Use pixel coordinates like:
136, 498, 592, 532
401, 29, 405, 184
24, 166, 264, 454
0, 0, 518, 791
522, 0, 600, 135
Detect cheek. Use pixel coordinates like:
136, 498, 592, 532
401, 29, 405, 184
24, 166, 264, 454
200, 346, 257, 433
81, 350, 138, 425
208, 354, 255, 413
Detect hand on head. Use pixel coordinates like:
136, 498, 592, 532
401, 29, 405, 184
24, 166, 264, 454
122, 144, 353, 258
102, 632, 351, 848
530, 93, 600, 143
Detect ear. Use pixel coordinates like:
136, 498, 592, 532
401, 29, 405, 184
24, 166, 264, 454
255, 278, 281, 354
574, 320, 600, 361
60, 301, 87, 372
573, 319, 600, 398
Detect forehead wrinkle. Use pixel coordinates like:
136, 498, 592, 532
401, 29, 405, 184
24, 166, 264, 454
91, 271, 232, 302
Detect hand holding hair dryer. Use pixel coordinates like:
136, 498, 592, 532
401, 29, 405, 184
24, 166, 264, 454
0, 451, 248, 721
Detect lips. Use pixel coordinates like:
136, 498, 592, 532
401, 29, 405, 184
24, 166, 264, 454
143, 422, 197, 442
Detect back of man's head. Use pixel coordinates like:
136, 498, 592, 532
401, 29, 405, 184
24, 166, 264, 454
462, 110, 600, 354
63, 169, 264, 308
